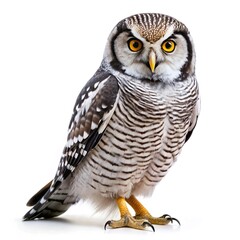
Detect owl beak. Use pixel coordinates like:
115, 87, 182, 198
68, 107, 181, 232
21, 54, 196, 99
149, 50, 156, 73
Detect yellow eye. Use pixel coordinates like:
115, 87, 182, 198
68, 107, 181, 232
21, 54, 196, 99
161, 40, 176, 53
128, 38, 143, 52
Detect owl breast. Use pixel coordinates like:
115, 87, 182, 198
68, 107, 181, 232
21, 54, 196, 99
70, 76, 198, 200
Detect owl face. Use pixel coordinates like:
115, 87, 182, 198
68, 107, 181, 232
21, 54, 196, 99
103, 13, 195, 83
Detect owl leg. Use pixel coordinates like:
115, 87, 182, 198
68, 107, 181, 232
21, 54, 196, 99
104, 197, 154, 231
126, 195, 180, 226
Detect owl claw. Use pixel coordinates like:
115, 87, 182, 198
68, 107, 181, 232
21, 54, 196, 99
104, 220, 111, 230
161, 214, 181, 226
142, 221, 155, 232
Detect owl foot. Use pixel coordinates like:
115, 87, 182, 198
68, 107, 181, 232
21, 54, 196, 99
106, 196, 179, 231
104, 215, 155, 231
126, 195, 180, 226
104, 196, 154, 231
135, 213, 181, 226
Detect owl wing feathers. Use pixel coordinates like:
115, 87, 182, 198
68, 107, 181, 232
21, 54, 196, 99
23, 68, 119, 220
57, 69, 119, 182
185, 96, 200, 143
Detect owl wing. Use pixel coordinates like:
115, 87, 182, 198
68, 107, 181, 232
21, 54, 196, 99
54, 69, 119, 186
23, 68, 119, 220
185, 96, 200, 143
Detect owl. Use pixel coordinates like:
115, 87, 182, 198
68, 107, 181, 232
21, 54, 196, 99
23, 13, 200, 231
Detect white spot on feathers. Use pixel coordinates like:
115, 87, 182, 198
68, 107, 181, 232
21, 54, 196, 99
83, 131, 89, 139
78, 135, 83, 142
30, 209, 36, 214
81, 94, 85, 100
94, 81, 100, 88
66, 138, 74, 148
66, 164, 75, 172
80, 149, 87, 156
102, 104, 107, 109
91, 121, 98, 130
40, 197, 47, 204
73, 136, 78, 143
75, 104, 80, 111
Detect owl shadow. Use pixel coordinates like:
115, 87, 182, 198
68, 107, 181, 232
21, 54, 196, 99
43, 215, 104, 228
45, 216, 181, 232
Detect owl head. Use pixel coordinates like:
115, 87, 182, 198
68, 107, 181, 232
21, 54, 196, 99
103, 13, 195, 83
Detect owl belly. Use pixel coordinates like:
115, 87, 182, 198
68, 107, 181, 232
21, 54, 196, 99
70, 98, 189, 200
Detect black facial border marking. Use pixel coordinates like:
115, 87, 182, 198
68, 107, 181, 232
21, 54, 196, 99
109, 21, 130, 73
174, 31, 193, 81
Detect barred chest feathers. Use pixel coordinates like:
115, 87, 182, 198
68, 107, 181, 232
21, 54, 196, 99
71, 75, 198, 200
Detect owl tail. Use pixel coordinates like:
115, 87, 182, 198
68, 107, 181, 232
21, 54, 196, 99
23, 180, 73, 220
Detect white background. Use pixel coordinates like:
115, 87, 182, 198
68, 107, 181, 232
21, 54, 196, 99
0, 0, 239, 239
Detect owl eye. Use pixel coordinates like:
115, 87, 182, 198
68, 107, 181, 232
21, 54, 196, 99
128, 38, 143, 52
161, 40, 176, 53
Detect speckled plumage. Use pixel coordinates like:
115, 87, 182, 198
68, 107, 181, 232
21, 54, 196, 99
23, 13, 200, 229
125, 13, 188, 43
